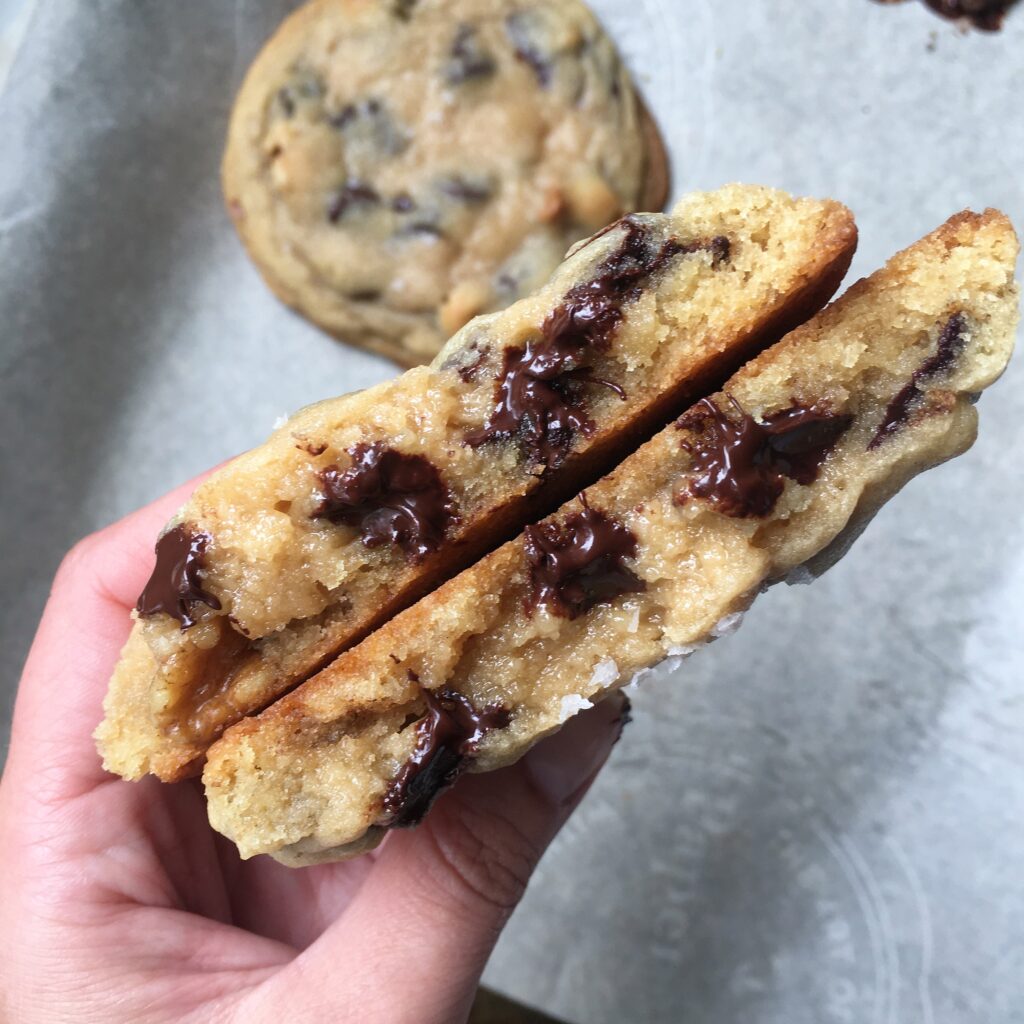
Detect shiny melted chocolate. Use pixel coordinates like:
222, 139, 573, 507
136, 524, 221, 630
314, 444, 457, 561
468, 219, 730, 467
524, 498, 645, 618
678, 397, 853, 518
383, 687, 510, 827
869, 312, 968, 450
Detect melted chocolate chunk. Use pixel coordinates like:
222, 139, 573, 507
446, 24, 497, 83
391, 192, 416, 213
678, 396, 853, 518
877, 0, 1018, 30
314, 444, 457, 561
136, 525, 221, 630
506, 12, 554, 87
869, 312, 968, 449
327, 181, 380, 223
524, 499, 645, 618
545, 222, 727, 354
383, 688, 510, 827
465, 337, 604, 467
466, 219, 728, 466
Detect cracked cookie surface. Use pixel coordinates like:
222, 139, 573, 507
223, 0, 669, 365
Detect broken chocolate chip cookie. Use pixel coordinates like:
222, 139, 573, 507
202, 207, 1018, 865
96, 185, 855, 782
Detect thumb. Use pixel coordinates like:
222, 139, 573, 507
264, 693, 628, 1024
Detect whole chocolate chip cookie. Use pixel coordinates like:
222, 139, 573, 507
223, 0, 669, 366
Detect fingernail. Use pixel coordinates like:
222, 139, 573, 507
523, 691, 628, 808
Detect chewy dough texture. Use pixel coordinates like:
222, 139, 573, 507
96, 185, 856, 783
202, 208, 1018, 865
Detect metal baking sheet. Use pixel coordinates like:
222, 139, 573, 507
1, 2, 1022, 1021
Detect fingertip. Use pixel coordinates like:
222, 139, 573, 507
518, 690, 629, 812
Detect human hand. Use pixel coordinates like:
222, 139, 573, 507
0, 477, 626, 1024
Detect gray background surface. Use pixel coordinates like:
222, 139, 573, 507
2, 2, 1022, 1021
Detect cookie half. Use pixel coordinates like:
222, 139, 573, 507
96, 185, 856, 782
202, 208, 1019, 865
223, 0, 671, 365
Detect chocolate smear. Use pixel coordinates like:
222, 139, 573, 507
524, 497, 645, 618
383, 687, 510, 827
136, 524, 221, 630
314, 443, 457, 561
467, 219, 725, 467
678, 396, 853, 518
869, 312, 969, 449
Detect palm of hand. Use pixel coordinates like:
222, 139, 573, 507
0, 480, 620, 1023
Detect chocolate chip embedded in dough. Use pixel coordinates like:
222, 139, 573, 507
446, 24, 497, 84
136, 525, 221, 630
327, 181, 380, 223
438, 174, 493, 203
382, 689, 510, 826
677, 396, 852, 517
506, 11, 554, 87
328, 98, 409, 155
389, 0, 419, 21
313, 444, 458, 561
869, 312, 969, 449
466, 218, 716, 467
524, 498, 645, 618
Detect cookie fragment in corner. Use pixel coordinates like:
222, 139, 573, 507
202, 207, 1018, 865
